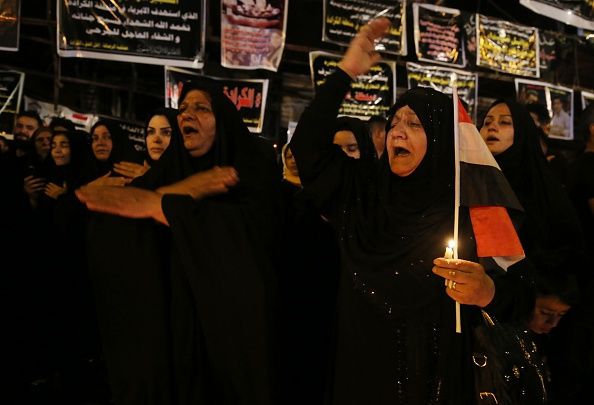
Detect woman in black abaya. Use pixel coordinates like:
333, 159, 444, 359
479, 100, 583, 258
78, 80, 282, 405
290, 18, 534, 405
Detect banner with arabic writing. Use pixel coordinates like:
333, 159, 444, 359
220, 0, 288, 72
57, 0, 206, 68
322, 0, 407, 56
310, 51, 396, 119
477, 14, 539, 78
0, 70, 24, 136
165, 67, 269, 133
0, 0, 19, 51
413, 3, 465, 67
406, 62, 478, 122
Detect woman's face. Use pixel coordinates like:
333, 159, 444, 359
480, 103, 514, 156
91, 125, 113, 161
51, 134, 71, 166
284, 146, 299, 176
333, 130, 360, 159
386, 106, 427, 177
177, 90, 216, 158
146, 115, 172, 161
528, 296, 571, 334
34, 129, 52, 160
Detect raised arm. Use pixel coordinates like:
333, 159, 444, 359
290, 17, 390, 186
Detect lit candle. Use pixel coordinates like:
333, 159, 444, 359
444, 239, 455, 259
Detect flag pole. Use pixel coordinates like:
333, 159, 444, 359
451, 73, 462, 334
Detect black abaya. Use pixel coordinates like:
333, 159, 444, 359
290, 70, 533, 405
86, 81, 282, 405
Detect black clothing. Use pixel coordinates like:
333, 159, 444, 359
568, 151, 594, 251
487, 100, 583, 258
290, 70, 531, 405
86, 81, 282, 405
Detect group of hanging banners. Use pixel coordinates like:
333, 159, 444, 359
26, 0, 593, 138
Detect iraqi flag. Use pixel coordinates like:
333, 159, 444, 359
455, 98, 525, 270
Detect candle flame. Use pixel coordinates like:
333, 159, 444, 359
448, 240, 456, 249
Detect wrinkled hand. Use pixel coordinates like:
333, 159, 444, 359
75, 185, 167, 224
24, 175, 46, 196
45, 182, 67, 200
157, 166, 239, 200
337, 17, 391, 79
87, 172, 131, 187
432, 258, 495, 308
113, 160, 150, 179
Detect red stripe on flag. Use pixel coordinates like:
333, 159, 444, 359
469, 206, 524, 257
457, 100, 473, 124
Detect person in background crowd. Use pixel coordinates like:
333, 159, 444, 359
82, 120, 143, 186
143, 108, 176, 163
568, 103, 594, 249
49, 116, 77, 134
479, 99, 583, 260
13, 110, 43, 159
526, 102, 569, 186
22, 126, 53, 208
367, 114, 387, 158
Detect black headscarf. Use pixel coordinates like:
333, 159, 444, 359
142, 107, 180, 166
338, 87, 460, 316
111, 79, 282, 404
81, 120, 141, 183
483, 99, 583, 254
334, 116, 377, 161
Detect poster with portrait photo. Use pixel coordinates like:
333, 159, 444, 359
515, 78, 547, 106
220, 0, 288, 72
548, 85, 573, 140
581, 90, 594, 109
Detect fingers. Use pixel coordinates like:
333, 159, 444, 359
433, 258, 484, 272
113, 161, 148, 178
433, 257, 495, 307
363, 17, 391, 41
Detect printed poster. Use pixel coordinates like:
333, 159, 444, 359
406, 62, 478, 122
477, 14, 539, 78
310, 51, 396, 119
515, 79, 574, 140
0, 71, 24, 136
220, 0, 288, 72
581, 90, 594, 109
165, 66, 269, 133
413, 3, 465, 67
322, 0, 407, 56
0, 0, 20, 51
57, 0, 206, 68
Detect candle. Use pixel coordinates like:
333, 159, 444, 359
444, 246, 454, 259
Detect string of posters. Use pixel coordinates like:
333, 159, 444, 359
29, 0, 594, 141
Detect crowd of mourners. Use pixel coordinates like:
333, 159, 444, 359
1, 17, 593, 405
